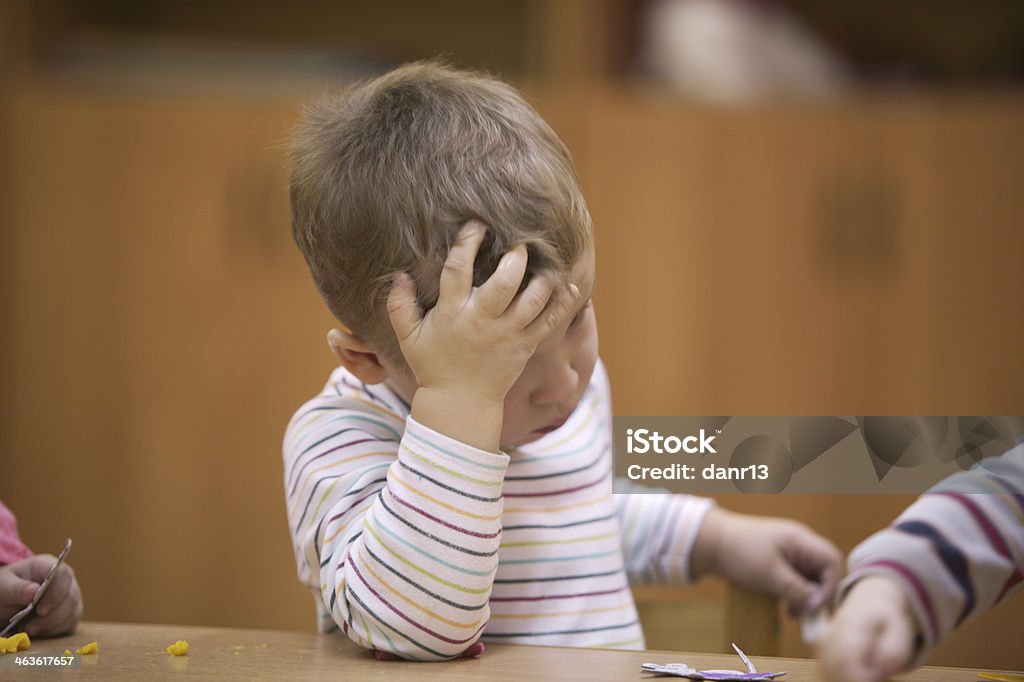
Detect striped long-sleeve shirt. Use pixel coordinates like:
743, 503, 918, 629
843, 443, 1024, 664
283, 359, 713, 660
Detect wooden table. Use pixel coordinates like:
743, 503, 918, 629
0, 621, 1007, 680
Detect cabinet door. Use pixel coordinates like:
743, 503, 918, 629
585, 92, 878, 416
869, 100, 1024, 412
583, 91, 1024, 416
578, 88, 1024, 667
0, 87, 334, 630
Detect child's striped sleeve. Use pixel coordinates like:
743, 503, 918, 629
284, 392, 508, 660
843, 444, 1024, 664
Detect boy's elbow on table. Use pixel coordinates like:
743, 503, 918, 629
342, 619, 487, 662
336, 587, 489, 662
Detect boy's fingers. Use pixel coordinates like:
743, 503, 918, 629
476, 244, 528, 317
525, 283, 579, 341
508, 275, 555, 326
811, 565, 842, 613
438, 221, 486, 305
772, 562, 817, 615
798, 540, 844, 612
386, 272, 422, 341
779, 527, 842, 614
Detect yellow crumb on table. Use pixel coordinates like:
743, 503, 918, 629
166, 640, 189, 656
0, 632, 31, 653
64, 649, 72, 655
76, 641, 99, 655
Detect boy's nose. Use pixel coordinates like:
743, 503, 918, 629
531, 364, 579, 407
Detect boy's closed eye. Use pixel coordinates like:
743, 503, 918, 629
570, 300, 593, 327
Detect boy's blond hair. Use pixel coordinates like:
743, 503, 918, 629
289, 61, 592, 365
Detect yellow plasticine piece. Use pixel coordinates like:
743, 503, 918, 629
76, 641, 99, 655
166, 640, 189, 656
0, 637, 15, 654
64, 649, 72, 655
10, 632, 30, 651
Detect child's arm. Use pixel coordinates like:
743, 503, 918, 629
614, 488, 714, 586
286, 223, 578, 661
601, 369, 841, 610
601, 359, 841, 605
818, 443, 1024, 681
0, 555, 83, 636
615, 492, 841, 612
688, 506, 843, 614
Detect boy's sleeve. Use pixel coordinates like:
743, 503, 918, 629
589, 359, 715, 584
614, 485, 714, 585
842, 443, 1024, 666
284, 394, 509, 661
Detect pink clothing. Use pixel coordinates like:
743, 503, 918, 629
0, 501, 33, 565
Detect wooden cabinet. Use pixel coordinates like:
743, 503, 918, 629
576, 86, 1024, 667
583, 88, 1024, 418
0, 85, 336, 630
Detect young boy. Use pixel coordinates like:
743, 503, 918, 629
818, 443, 1024, 681
284, 61, 841, 660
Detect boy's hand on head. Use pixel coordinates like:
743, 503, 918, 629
0, 555, 83, 637
817, 576, 916, 682
691, 508, 843, 616
388, 220, 580, 451
389, 220, 579, 401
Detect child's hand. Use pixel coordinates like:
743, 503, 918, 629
0, 555, 83, 637
692, 507, 842, 614
388, 220, 579, 451
817, 576, 916, 682
388, 220, 579, 401
0, 562, 38, 622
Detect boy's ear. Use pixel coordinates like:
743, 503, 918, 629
326, 328, 389, 385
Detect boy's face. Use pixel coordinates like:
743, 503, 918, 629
385, 249, 598, 451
